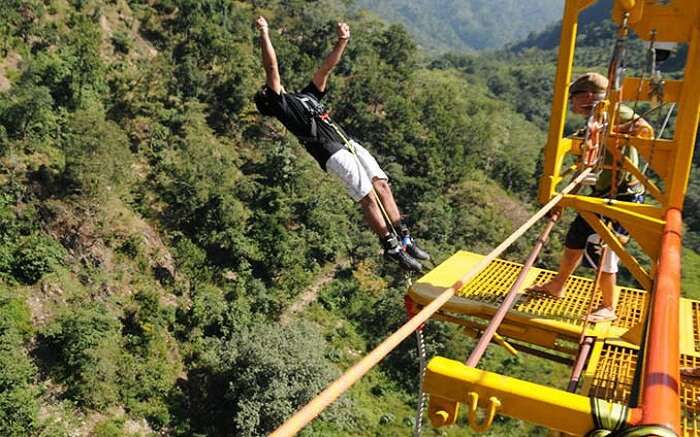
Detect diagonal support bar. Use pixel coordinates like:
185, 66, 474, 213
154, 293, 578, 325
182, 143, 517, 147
466, 210, 561, 367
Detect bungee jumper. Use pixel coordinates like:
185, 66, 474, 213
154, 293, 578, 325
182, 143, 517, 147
528, 72, 653, 323
253, 16, 430, 272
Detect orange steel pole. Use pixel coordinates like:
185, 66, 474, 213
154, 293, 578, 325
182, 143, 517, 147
640, 207, 681, 434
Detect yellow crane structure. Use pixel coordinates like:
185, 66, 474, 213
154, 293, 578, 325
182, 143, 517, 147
410, 1, 700, 435
272, 1, 700, 435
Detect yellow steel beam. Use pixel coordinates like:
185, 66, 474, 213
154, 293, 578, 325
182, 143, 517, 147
539, 0, 596, 205
431, 311, 580, 356
425, 356, 629, 435
559, 194, 665, 221
620, 156, 665, 205
667, 26, 700, 209
567, 136, 674, 183
618, 78, 683, 103
679, 299, 697, 357
559, 195, 664, 263
618, 0, 700, 43
579, 211, 653, 290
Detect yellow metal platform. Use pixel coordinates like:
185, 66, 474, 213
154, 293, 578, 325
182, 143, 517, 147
409, 251, 700, 435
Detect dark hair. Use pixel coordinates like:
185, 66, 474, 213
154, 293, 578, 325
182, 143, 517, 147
254, 86, 278, 116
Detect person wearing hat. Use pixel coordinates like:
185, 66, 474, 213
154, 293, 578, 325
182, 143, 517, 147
253, 16, 430, 273
529, 72, 652, 323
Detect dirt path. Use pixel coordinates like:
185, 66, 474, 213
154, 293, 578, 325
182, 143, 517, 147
280, 260, 348, 325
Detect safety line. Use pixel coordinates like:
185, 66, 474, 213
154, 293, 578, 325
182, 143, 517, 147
269, 167, 592, 437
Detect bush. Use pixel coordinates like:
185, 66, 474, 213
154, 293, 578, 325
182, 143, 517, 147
185, 320, 354, 436
111, 31, 132, 54
0, 292, 38, 436
41, 304, 122, 409
12, 233, 65, 284
61, 109, 133, 199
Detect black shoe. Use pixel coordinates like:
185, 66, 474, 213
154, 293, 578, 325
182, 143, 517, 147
383, 236, 423, 272
402, 235, 431, 261
385, 246, 423, 272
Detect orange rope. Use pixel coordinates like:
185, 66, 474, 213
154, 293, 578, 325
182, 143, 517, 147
269, 168, 593, 437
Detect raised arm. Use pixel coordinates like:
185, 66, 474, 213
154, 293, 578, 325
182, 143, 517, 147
256, 16, 282, 94
312, 22, 350, 92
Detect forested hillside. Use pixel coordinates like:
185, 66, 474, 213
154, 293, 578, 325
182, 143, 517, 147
1, 1, 698, 436
354, 0, 563, 51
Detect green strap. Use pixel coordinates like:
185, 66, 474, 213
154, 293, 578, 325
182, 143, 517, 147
591, 398, 629, 432
588, 397, 679, 437
587, 425, 678, 437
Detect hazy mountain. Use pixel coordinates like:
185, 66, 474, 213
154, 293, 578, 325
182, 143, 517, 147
354, 0, 564, 51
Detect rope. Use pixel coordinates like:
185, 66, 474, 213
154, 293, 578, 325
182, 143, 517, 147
269, 168, 592, 437
405, 274, 428, 437
641, 102, 675, 176
327, 120, 400, 238
413, 327, 427, 437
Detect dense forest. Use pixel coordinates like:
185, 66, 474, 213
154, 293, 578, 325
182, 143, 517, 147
354, 0, 563, 52
0, 0, 698, 436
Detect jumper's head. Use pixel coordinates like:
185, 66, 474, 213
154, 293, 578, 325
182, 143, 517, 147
254, 85, 278, 116
569, 72, 608, 116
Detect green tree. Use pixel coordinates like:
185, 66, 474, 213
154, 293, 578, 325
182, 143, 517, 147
0, 291, 38, 436
41, 304, 123, 409
61, 109, 133, 199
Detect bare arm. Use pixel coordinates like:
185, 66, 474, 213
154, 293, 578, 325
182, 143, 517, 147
312, 22, 350, 92
256, 16, 282, 94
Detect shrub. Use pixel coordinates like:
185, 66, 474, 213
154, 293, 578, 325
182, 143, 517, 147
61, 109, 133, 199
0, 292, 38, 436
224, 321, 353, 436
41, 304, 122, 409
12, 233, 65, 284
111, 31, 132, 54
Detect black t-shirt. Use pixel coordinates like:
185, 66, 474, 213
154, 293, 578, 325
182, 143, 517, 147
259, 82, 352, 169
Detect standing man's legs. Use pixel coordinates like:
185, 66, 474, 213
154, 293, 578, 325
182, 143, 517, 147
584, 248, 620, 322
530, 214, 591, 297
600, 272, 618, 309
531, 247, 584, 297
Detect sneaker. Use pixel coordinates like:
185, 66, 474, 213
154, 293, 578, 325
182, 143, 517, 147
401, 235, 431, 261
383, 236, 423, 272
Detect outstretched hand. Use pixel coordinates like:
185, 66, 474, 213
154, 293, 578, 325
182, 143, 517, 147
256, 16, 269, 34
336, 22, 350, 40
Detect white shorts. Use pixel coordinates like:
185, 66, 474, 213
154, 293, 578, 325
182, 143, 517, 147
325, 140, 388, 202
583, 234, 619, 274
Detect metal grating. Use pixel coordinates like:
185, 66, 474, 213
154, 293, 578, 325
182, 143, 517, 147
681, 355, 700, 437
693, 302, 700, 353
455, 259, 521, 304
516, 271, 600, 328
588, 343, 637, 403
589, 344, 700, 436
454, 258, 648, 330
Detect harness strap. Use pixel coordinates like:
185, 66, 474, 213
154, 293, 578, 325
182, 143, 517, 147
587, 398, 629, 436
